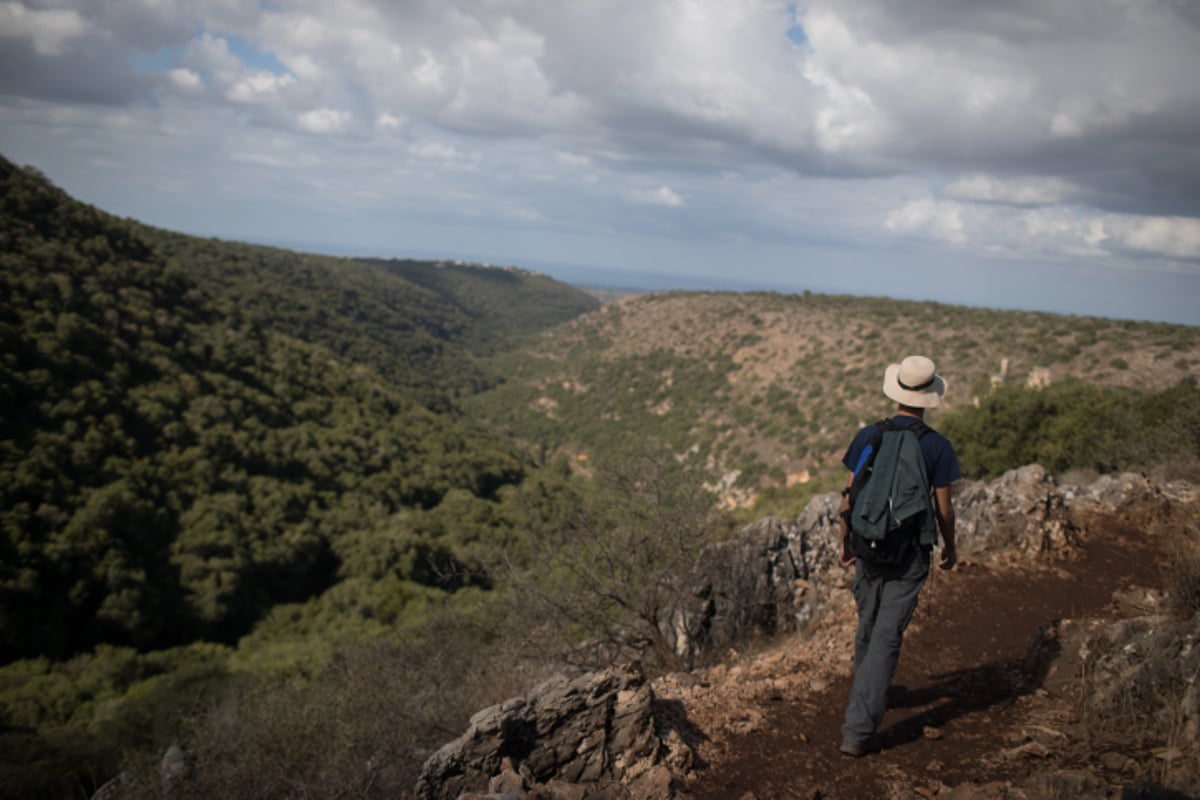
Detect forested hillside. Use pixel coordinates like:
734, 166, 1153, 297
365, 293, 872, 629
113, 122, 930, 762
0, 154, 604, 662
0, 156, 604, 796
464, 291, 1200, 512
139, 231, 598, 410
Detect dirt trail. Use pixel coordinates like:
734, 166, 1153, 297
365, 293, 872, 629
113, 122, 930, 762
684, 523, 1166, 799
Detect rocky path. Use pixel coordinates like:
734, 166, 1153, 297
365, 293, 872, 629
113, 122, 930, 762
682, 522, 1167, 799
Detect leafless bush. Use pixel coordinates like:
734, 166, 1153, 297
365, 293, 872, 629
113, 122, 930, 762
1072, 615, 1200, 791
503, 444, 735, 675
115, 610, 550, 800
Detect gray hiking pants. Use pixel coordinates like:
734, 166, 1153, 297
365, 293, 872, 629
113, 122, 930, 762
841, 546, 930, 748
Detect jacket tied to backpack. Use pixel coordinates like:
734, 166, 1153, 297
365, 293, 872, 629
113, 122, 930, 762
844, 420, 939, 564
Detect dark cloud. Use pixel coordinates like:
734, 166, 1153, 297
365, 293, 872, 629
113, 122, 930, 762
0, 39, 143, 105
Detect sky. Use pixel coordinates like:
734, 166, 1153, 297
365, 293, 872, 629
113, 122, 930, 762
2, 1, 1199, 325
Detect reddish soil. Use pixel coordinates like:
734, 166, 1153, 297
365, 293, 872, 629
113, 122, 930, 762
684, 523, 1168, 799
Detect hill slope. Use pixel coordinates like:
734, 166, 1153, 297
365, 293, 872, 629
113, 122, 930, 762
0, 155, 595, 662
466, 291, 1200, 509
139, 231, 598, 409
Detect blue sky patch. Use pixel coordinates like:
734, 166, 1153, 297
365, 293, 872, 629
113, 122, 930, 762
129, 30, 288, 77
130, 45, 186, 75
786, 3, 806, 45
225, 34, 289, 74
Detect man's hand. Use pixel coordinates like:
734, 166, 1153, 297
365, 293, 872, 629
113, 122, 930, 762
938, 542, 957, 570
840, 534, 857, 567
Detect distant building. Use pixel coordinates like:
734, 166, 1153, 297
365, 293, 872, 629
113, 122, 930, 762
990, 357, 1009, 389
1027, 367, 1052, 389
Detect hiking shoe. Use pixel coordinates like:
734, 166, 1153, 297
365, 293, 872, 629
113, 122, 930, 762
839, 734, 882, 757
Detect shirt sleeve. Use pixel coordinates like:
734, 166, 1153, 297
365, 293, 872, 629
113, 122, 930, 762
842, 425, 877, 473
927, 434, 962, 488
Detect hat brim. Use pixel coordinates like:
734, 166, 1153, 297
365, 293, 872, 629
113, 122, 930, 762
883, 363, 946, 408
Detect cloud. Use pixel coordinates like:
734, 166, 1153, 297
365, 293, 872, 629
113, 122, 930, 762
1105, 215, 1200, 260
227, 71, 296, 104
885, 195, 1199, 263
166, 68, 203, 94
944, 175, 1074, 206
375, 112, 406, 132
0, 2, 88, 56
633, 185, 686, 208
297, 107, 351, 134
408, 139, 480, 172
885, 197, 970, 245
1, 0, 1199, 320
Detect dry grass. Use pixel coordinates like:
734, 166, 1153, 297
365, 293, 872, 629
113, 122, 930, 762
114, 611, 555, 800
1165, 533, 1200, 621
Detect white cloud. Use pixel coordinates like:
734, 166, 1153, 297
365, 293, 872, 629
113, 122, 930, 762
885, 196, 1200, 264
375, 112, 406, 131
944, 174, 1074, 206
885, 197, 969, 245
227, 71, 296, 104
1105, 215, 1200, 260
167, 68, 203, 94
184, 32, 247, 82
0, 2, 88, 55
633, 185, 686, 208
297, 107, 351, 134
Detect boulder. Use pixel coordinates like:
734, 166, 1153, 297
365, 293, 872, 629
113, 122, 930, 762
416, 664, 678, 800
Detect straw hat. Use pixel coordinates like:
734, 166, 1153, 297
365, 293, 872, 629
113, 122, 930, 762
883, 355, 946, 408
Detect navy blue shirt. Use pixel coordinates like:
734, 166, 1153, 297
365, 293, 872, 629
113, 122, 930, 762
842, 415, 961, 489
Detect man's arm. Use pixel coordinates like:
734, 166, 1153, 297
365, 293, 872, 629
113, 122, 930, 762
934, 484, 956, 570
839, 473, 855, 567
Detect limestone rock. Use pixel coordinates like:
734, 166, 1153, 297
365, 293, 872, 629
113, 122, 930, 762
160, 744, 190, 800
953, 465, 1079, 557
416, 664, 676, 800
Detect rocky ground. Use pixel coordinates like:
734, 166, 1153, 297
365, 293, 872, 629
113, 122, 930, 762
665, 503, 1200, 800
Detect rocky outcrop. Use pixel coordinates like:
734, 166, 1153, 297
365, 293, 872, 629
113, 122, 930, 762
668, 465, 1086, 668
416, 663, 688, 800
670, 517, 808, 663
952, 464, 1079, 557
659, 492, 847, 669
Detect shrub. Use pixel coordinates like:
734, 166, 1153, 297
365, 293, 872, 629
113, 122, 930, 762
503, 443, 735, 673
939, 379, 1199, 480
118, 610, 542, 800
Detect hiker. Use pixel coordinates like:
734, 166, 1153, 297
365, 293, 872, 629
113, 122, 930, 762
836, 355, 960, 757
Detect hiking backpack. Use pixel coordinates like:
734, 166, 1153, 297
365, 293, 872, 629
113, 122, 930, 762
841, 418, 935, 565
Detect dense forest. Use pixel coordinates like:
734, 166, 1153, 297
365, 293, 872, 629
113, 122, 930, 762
2, 153, 1198, 799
